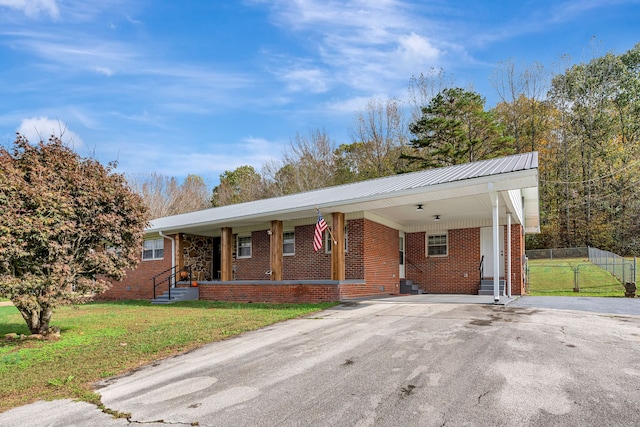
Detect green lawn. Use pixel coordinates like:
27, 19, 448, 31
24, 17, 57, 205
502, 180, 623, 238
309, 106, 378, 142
527, 258, 626, 296
0, 300, 337, 414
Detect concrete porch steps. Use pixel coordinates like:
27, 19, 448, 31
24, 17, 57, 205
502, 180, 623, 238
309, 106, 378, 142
151, 287, 199, 304
400, 279, 425, 295
478, 279, 505, 296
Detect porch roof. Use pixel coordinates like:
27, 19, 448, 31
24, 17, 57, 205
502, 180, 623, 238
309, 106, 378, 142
147, 152, 540, 236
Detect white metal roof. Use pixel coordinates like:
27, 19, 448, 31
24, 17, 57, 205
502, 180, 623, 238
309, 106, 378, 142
148, 152, 539, 235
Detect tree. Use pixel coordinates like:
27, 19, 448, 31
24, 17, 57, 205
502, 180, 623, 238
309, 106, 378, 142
339, 97, 408, 180
490, 59, 549, 152
264, 128, 339, 196
0, 135, 148, 335
403, 87, 514, 169
407, 67, 455, 123
211, 165, 266, 206
549, 48, 630, 248
130, 173, 210, 218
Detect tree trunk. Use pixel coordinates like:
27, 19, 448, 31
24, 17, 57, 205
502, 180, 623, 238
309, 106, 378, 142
16, 303, 52, 335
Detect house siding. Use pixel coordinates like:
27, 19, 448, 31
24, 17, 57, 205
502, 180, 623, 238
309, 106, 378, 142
405, 228, 480, 294
362, 219, 400, 295
235, 230, 271, 280
199, 282, 341, 303
99, 220, 526, 301
283, 224, 332, 280
405, 225, 525, 295
510, 223, 525, 295
99, 237, 172, 300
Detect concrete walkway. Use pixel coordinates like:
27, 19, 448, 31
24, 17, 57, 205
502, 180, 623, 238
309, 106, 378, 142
347, 294, 518, 305
508, 295, 640, 316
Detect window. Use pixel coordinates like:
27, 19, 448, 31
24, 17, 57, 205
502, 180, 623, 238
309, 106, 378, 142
237, 236, 252, 258
142, 238, 164, 260
106, 245, 122, 257
427, 234, 448, 257
283, 232, 295, 256
325, 226, 348, 253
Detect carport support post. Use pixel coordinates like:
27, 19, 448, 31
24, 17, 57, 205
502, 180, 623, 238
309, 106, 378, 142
489, 184, 500, 303
506, 213, 512, 298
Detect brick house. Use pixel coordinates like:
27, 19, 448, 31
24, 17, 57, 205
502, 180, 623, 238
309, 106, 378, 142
101, 152, 539, 303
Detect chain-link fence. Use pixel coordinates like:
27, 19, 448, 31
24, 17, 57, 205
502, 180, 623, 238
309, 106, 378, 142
526, 247, 588, 260
524, 246, 635, 296
588, 247, 637, 285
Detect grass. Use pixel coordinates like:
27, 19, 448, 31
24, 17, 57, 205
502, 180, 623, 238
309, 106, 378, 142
0, 300, 337, 413
527, 258, 626, 297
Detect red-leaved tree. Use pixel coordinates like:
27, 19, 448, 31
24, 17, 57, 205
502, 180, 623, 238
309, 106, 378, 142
0, 134, 148, 335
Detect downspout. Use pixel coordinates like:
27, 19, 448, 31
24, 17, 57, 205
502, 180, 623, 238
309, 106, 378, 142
158, 231, 176, 287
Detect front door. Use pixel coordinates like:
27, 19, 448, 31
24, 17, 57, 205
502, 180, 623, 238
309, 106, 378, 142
480, 227, 504, 278
399, 231, 405, 279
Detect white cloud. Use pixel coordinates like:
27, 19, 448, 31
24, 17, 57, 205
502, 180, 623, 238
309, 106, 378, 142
396, 33, 440, 62
0, 0, 59, 19
261, 0, 453, 96
282, 67, 329, 93
17, 116, 84, 149
324, 95, 384, 115
93, 66, 114, 76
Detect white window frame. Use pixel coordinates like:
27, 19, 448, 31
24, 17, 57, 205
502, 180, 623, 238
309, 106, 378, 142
283, 231, 295, 256
237, 235, 252, 259
142, 238, 164, 261
427, 233, 448, 257
106, 245, 122, 258
325, 226, 348, 254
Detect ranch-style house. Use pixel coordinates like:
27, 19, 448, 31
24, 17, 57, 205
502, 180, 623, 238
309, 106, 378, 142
101, 152, 540, 304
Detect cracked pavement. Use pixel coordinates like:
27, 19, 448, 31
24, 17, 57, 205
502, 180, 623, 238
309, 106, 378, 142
1, 296, 639, 426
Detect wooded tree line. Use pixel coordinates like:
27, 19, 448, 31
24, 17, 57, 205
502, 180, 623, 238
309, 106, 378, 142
134, 43, 640, 256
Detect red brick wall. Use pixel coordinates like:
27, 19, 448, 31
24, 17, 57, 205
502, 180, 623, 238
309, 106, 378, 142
406, 228, 481, 294
346, 219, 364, 280
199, 282, 340, 303
99, 237, 172, 300
363, 220, 400, 294
510, 224, 525, 295
235, 230, 271, 280
283, 224, 332, 280
405, 226, 526, 295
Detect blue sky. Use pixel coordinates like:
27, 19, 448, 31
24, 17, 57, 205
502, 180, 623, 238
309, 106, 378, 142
1, 0, 639, 186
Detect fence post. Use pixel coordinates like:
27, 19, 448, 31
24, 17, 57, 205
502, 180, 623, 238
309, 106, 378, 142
573, 265, 580, 293
634, 257, 637, 285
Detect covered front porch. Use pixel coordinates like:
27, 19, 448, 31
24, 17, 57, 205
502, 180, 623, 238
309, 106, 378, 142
145, 153, 539, 304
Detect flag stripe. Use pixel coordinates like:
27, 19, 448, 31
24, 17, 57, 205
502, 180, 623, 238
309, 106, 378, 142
313, 213, 328, 252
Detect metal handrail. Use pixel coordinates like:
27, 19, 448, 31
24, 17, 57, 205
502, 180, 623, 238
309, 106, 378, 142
152, 265, 192, 299
479, 255, 484, 283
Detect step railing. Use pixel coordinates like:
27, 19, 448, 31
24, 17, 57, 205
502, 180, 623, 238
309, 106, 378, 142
478, 255, 484, 283
152, 265, 192, 300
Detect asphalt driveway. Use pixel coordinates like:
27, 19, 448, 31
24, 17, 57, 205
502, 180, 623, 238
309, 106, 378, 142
1, 296, 639, 426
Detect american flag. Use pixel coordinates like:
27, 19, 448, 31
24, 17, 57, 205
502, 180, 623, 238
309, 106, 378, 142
313, 212, 328, 252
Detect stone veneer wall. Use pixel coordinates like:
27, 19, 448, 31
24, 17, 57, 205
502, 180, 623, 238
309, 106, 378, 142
182, 234, 214, 281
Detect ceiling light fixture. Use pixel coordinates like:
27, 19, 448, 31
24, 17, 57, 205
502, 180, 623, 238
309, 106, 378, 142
434, 215, 440, 221
416, 204, 424, 211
